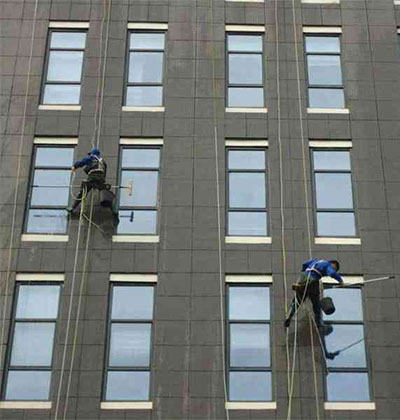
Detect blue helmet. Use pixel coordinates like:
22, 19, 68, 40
88, 147, 100, 156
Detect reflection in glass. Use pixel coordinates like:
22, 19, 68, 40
308, 55, 342, 85
120, 171, 158, 207
106, 371, 150, 401
126, 86, 162, 106
229, 287, 270, 320
117, 210, 157, 235
36, 148, 74, 168
5, 371, 51, 400
305, 36, 340, 53
324, 289, 363, 322
129, 52, 163, 83
47, 51, 83, 82
327, 372, 370, 401
228, 35, 262, 52
122, 149, 160, 168
27, 209, 68, 234
228, 87, 264, 108
229, 173, 266, 208
228, 211, 267, 236
228, 150, 266, 170
315, 173, 353, 209
16, 286, 60, 319
309, 88, 345, 109
131, 33, 165, 50
317, 212, 355, 237
51, 32, 86, 49
229, 55, 262, 84
313, 151, 350, 171
229, 371, 272, 401
111, 286, 154, 320
43, 84, 81, 104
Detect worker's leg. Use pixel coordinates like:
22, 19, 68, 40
310, 286, 332, 336
67, 180, 93, 212
284, 288, 304, 328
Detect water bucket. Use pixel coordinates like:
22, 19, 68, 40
100, 189, 114, 208
320, 297, 335, 315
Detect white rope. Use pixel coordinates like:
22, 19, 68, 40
0, 0, 39, 372
309, 314, 321, 419
209, 0, 229, 418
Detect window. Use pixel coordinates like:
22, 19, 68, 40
227, 148, 268, 236
125, 32, 166, 106
25, 146, 74, 234
2, 284, 61, 400
227, 33, 265, 108
116, 147, 161, 235
305, 35, 345, 108
323, 287, 371, 402
227, 285, 272, 401
42, 30, 87, 105
312, 150, 356, 237
104, 284, 154, 401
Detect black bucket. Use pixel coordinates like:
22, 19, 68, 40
100, 189, 115, 208
320, 297, 336, 315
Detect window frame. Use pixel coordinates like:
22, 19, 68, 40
40, 29, 87, 105
310, 148, 357, 238
24, 144, 74, 234
102, 282, 155, 402
226, 284, 273, 402
226, 32, 266, 108
226, 147, 269, 237
124, 30, 166, 107
116, 145, 162, 236
322, 285, 373, 402
304, 34, 345, 108
1, 282, 62, 401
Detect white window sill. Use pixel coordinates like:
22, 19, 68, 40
38, 105, 81, 111
302, 0, 339, 4
309, 140, 352, 148
226, 0, 264, 3
0, 401, 52, 409
112, 235, 159, 243
226, 236, 271, 244
395, 0, 400, 5
226, 275, 273, 284
307, 108, 349, 114
21, 234, 69, 242
109, 274, 158, 283
122, 106, 164, 112
225, 402, 277, 410
315, 237, 361, 245
101, 402, 153, 410
226, 107, 268, 113
325, 402, 375, 411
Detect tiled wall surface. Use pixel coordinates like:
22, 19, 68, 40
1, 0, 400, 418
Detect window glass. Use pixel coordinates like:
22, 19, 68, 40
305, 36, 340, 53
229, 371, 272, 401
117, 210, 157, 235
31, 172, 70, 206
16, 285, 60, 319
111, 286, 154, 320
315, 173, 353, 209
120, 171, 158, 207
313, 151, 350, 171
230, 324, 270, 367
109, 324, 151, 367
51, 32, 86, 49
327, 372, 370, 402
228, 150, 266, 170
27, 209, 68, 234
229, 287, 270, 320
324, 288, 363, 321
307, 55, 342, 85
131, 33, 165, 50
47, 51, 84, 82
228, 35, 262, 52
36, 148, 74, 167
229, 173, 266, 208
43, 84, 81, 105
126, 86, 163, 106
106, 371, 150, 401
229, 55, 263, 84
228, 211, 267, 236
10, 323, 55, 366
5, 371, 51, 400
308, 88, 345, 109
129, 52, 163, 83
122, 149, 160, 168
317, 212, 356, 236
228, 87, 264, 108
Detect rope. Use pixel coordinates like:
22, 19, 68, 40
209, 0, 229, 418
0, 0, 39, 372
309, 314, 320, 420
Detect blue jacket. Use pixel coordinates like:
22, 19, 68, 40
73, 154, 107, 175
302, 258, 343, 284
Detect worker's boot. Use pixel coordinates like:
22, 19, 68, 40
66, 199, 80, 214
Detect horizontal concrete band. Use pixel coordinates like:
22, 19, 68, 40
324, 402, 376, 410
49, 22, 89, 28
120, 138, 164, 145
122, 106, 165, 112
307, 108, 349, 114
34, 137, 78, 145
303, 27, 342, 34
110, 274, 158, 283
128, 23, 168, 30
225, 402, 277, 410
100, 402, 153, 410
226, 0, 264, 3
16, 273, 65, 282
226, 236, 272, 244
315, 237, 361, 245
226, 140, 269, 147
21, 234, 69, 243
0, 401, 52, 409
302, 0, 340, 4
226, 107, 268, 113
309, 141, 352, 148
38, 105, 81, 111
226, 275, 273, 284
225, 25, 265, 33
112, 235, 160, 243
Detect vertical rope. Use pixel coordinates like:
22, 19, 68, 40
309, 314, 320, 420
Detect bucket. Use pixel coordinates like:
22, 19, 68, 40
100, 189, 114, 208
320, 296, 336, 315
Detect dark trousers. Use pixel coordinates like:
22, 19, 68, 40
71, 172, 106, 210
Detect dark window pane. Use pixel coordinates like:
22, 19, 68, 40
228, 150, 266, 170
315, 173, 353, 209
106, 371, 150, 401
117, 210, 157, 235
50, 32, 86, 49
111, 286, 154, 320
317, 212, 356, 237
129, 52, 163, 83
313, 151, 350, 171
126, 86, 162, 106
110, 324, 151, 367
35, 148, 74, 168
305, 36, 340, 53
309, 88, 345, 109
326, 325, 366, 368
11, 323, 55, 366
327, 372, 370, 402
43, 84, 81, 104
228, 87, 264, 108
324, 289, 363, 322
16, 285, 60, 319
228, 211, 267, 236
130, 33, 165, 50
121, 149, 160, 169
47, 51, 83, 82
228, 35, 262, 52
229, 371, 272, 401
229, 173, 266, 208
120, 171, 158, 207
308, 55, 342, 85
27, 209, 68, 234
31, 170, 71, 206
230, 324, 270, 367
229, 287, 270, 320
5, 371, 51, 400
229, 54, 262, 84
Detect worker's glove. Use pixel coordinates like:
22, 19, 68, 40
326, 351, 340, 360
71, 166, 75, 172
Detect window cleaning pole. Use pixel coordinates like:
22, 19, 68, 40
334, 275, 395, 288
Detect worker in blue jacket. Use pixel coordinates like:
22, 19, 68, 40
285, 258, 343, 358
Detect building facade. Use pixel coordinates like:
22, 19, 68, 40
1, 0, 400, 418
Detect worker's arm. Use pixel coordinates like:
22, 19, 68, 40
326, 264, 343, 284
73, 156, 92, 169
